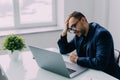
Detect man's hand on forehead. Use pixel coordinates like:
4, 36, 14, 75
65, 15, 72, 23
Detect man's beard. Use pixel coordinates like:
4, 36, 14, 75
74, 27, 86, 37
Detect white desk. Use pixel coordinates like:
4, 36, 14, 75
0, 51, 118, 80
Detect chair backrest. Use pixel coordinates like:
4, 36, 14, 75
114, 49, 120, 66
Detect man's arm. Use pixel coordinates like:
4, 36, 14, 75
61, 15, 71, 37
57, 35, 76, 54
57, 15, 76, 54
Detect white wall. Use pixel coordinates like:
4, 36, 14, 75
93, 0, 109, 27
57, 0, 64, 27
108, 0, 120, 49
64, 0, 109, 27
0, 31, 62, 50
64, 0, 94, 23
0, 0, 65, 50
0, 0, 108, 50
1, 0, 120, 50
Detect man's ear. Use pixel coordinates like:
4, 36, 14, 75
80, 17, 86, 23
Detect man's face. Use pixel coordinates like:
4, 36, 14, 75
68, 17, 86, 37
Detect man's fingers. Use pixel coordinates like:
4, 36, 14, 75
65, 15, 71, 23
69, 53, 78, 63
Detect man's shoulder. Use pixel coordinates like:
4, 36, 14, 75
90, 22, 105, 30
90, 22, 112, 38
90, 22, 109, 33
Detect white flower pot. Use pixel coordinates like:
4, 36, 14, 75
8, 51, 21, 61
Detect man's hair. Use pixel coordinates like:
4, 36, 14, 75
69, 11, 86, 21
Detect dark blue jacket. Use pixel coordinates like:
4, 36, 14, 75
57, 22, 120, 79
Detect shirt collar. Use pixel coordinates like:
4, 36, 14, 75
84, 23, 95, 41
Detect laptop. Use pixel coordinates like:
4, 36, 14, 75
29, 45, 88, 78
0, 65, 8, 80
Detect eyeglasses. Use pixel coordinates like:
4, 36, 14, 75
68, 21, 79, 33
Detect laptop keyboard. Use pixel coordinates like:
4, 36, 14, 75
67, 68, 76, 74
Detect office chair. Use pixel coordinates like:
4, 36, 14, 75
114, 49, 120, 66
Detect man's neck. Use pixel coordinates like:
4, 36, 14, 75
84, 23, 89, 37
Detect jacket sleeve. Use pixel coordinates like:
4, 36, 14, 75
77, 31, 114, 70
57, 35, 75, 54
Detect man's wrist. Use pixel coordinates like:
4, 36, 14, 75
74, 57, 78, 63
61, 30, 67, 37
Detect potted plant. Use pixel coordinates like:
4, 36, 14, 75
2, 34, 26, 60
2, 34, 26, 53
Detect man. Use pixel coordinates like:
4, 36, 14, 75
57, 11, 120, 79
